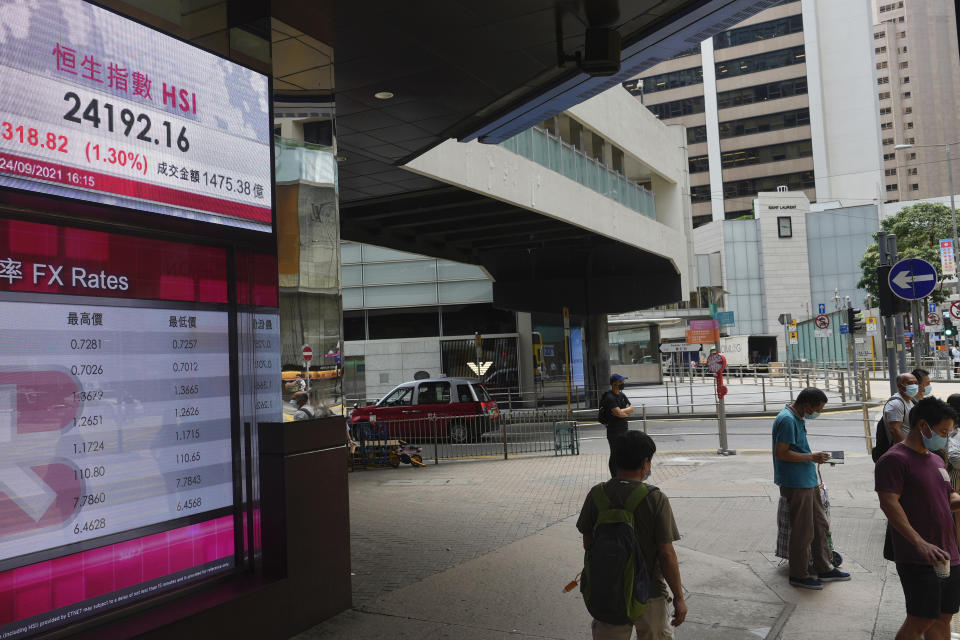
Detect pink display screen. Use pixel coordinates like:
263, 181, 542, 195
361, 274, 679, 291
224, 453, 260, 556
0, 219, 251, 638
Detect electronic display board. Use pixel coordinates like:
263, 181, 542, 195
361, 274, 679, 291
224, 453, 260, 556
0, 0, 273, 231
0, 219, 281, 638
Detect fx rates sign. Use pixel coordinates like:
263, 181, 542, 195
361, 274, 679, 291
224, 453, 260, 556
0, 0, 273, 231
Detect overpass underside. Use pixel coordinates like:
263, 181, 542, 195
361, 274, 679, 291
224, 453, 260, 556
340, 186, 682, 315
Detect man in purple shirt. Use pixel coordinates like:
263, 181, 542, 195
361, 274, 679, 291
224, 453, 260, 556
876, 396, 960, 640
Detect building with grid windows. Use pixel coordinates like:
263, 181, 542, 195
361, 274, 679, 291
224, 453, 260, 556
872, 0, 960, 200
626, 0, 884, 227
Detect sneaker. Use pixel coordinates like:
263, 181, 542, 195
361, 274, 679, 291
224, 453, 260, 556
789, 577, 823, 590
818, 568, 852, 582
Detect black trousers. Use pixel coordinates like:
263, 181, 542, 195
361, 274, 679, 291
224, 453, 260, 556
606, 429, 627, 478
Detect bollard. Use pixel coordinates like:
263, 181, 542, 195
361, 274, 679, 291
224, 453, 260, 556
642, 405, 647, 434
761, 376, 767, 412
839, 372, 846, 403
862, 404, 873, 456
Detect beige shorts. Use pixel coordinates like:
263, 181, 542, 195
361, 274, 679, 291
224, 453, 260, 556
590, 596, 674, 640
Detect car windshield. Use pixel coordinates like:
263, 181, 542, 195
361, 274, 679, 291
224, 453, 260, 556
471, 383, 491, 401
379, 386, 413, 406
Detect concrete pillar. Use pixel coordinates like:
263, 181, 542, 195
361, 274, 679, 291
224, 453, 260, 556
516, 312, 535, 405
586, 313, 611, 408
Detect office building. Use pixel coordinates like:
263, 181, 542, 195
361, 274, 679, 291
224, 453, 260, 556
627, 0, 884, 227
872, 0, 960, 200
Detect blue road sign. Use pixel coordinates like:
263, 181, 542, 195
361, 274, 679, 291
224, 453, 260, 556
715, 311, 735, 326
930, 302, 938, 313
840, 324, 849, 335
818, 303, 826, 314
889, 258, 938, 300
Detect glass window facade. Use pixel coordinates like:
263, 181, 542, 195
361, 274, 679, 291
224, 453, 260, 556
691, 184, 713, 203
720, 139, 813, 168
441, 304, 517, 336
718, 108, 810, 139
344, 310, 365, 340
715, 45, 805, 79
806, 206, 878, 311
362, 260, 437, 285
647, 96, 705, 119
716, 77, 807, 109
713, 13, 803, 49
639, 66, 703, 94
687, 125, 708, 144
609, 326, 659, 365
723, 221, 766, 334
671, 45, 701, 59
689, 155, 710, 174
367, 307, 440, 340
722, 170, 815, 199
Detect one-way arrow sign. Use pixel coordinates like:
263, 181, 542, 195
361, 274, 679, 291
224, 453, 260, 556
889, 258, 938, 300
659, 343, 702, 353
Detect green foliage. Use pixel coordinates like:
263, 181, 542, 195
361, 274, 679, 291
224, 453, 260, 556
858, 202, 956, 304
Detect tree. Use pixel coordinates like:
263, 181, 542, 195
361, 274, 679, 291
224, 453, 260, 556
858, 202, 956, 304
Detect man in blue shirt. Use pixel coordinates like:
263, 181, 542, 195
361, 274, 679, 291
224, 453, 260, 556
773, 387, 851, 590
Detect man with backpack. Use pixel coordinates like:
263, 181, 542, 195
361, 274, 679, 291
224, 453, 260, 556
599, 374, 634, 478
772, 387, 851, 589
874, 373, 919, 461
576, 431, 686, 639
292, 391, 317, 421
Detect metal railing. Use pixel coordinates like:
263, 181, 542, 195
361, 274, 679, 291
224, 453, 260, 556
499, 127, 656, 219
348, 407, 576, 468
630, 401, 882, 457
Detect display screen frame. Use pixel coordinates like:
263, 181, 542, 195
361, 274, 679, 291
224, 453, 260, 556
0, 0, 277, 235
0, 215, 280, 639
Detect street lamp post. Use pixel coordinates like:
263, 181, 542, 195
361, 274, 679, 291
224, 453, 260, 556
894, 142, 958, 268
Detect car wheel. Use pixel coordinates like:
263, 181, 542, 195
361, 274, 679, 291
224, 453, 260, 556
448, 420, 470, 444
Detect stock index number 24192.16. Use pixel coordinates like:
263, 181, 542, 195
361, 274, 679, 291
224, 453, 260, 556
63, 92, 190, 153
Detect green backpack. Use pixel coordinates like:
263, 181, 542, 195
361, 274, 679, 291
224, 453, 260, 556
581, 482, 653, 625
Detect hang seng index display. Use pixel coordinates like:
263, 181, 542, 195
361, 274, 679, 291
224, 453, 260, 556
0, 0, 273, 231
0, 301, 234, 564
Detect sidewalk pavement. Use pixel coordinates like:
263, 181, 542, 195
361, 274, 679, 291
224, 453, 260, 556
292, 448, 935, 640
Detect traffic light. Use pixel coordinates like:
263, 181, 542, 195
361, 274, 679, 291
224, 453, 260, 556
847, 307, 864, 332
946, 317, 956, 337
877, 265, 910, 316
